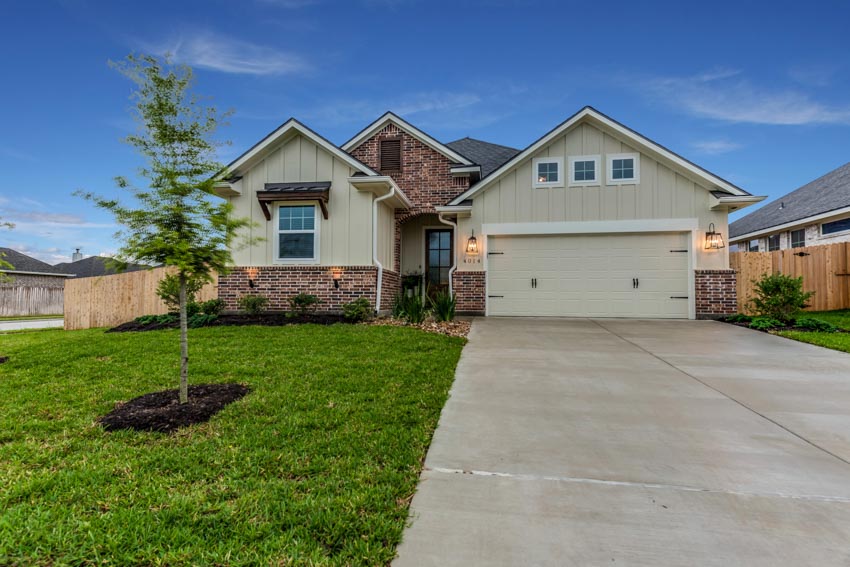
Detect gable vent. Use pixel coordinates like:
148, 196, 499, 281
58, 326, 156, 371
379, 137, 402, 172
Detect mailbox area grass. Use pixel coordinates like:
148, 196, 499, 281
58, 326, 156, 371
777, 309, 850, 354
0, 325, 465, 566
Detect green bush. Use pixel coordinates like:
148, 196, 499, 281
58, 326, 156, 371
134, 313, 177, 326
429, 289, 456, 322
185, 301, 202, 317
155, 273, 206, 312
238, 294, 269, 315
401, 293, 428, 324
793, 317, 838, 333
725, 314, 753, 324
199, 298, 225, 316
289, 293, 321, 316
188, 313, 218, 328
342, 297, 373, 322
748, 273, 814, 323
750, 316, 783, 331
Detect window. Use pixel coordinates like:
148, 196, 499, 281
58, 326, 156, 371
277, 204, 318, 262
425, 229, 453, 291
767, 234, 780, 251
532, 157, 564, 188
569, 155, 600, 186
607, 153, 640, 184
791, 229, 806, 248
748, 239, 759, 252
822, 217, 850, 235
379, 137, 402, 172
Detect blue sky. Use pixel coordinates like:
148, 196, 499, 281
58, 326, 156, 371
2, 0, 849, 263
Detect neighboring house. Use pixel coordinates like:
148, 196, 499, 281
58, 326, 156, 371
53, 252, 149, 278
214, 106, 764, 319
729, 162, 850, 252
0, 248, 73, 316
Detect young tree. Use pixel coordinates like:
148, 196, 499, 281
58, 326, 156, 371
77, 54, 252, 403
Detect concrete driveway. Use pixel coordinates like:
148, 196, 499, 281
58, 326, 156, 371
394, 318, 850, 566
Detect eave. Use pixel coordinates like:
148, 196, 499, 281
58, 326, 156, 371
348, 176, 413, 209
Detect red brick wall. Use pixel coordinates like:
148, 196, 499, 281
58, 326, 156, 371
349, 123, 469, 214
452, 271, 486, 314
380, 269, 401, 312
695, 269, 737, 319
219, 266, 378, 313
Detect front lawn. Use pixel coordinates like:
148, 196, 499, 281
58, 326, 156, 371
0, 325, 465, 565
776, 309, 850, 353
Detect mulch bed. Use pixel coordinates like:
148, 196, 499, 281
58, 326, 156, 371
368, 318, 471, 338
108, 313, 347, 333
99, 383, 250, 433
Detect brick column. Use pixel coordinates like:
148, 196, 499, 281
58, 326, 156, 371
452, 271, 486, 314
695, 269, 737, 319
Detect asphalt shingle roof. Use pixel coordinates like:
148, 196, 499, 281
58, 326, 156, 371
52, 257, 149, 278
445, 137, 521, 178
0, 248, 60, 274
729, 161, 850, 238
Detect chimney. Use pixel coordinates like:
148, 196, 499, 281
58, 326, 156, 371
72, 248, 83, 262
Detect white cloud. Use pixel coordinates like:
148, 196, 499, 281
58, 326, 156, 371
639, 69, 850, 126
4, 243, 73, 265
788, 63, 838, 88
142, 30, 307, 76
691, 139, 742, 155
304, 91, 482, 125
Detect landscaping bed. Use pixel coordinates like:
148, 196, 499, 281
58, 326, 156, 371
108, 312, 347, 332
0, 325, 465, 565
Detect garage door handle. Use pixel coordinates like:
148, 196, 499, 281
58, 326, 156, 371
488, 295, 504, 298
670, 296, 688, 299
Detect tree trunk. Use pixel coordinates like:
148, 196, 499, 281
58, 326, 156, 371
178, 272, 189, 404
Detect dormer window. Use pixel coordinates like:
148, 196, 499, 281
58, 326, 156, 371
607, 153, 640, 184
532, 157, 564, 188
379, 137, 402, 172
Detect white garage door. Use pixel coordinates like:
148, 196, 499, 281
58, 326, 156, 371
487, 232, 690, 318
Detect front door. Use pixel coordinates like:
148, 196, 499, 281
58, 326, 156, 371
425, 229, 453, 295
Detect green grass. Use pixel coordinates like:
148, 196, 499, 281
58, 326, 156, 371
0, 314, 62, 321
0, 325, 465, 566
775, 309, 850, 353
802, 309, 850, 330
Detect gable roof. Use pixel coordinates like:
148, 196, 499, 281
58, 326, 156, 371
449, 106, 752, 205
445, 137, 520, 177
729, 161, 850, 240
225, 118, 379, 177
52, 256, 150, 278
0, 248, 57, 273
341, 112, 475, 166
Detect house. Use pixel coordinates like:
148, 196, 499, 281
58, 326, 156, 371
729, 162, 850, 252
0, 248, 73, 316
214, 106, 764, 319
53, 249, 149, 278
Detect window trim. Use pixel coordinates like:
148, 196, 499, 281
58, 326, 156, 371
274, 202, 320, 265
820, 217, 850, 237
568, 155, 601, 186
532, 157, 564, 188
606, 152, 641, 185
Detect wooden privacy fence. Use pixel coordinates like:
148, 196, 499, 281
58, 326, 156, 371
0, 285, 64, 317
64, 267, 218, 330
730, 242, 850, 314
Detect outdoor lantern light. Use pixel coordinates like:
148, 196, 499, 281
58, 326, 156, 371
704, 223, 725, 250
332, 270, 342, 289
466, 230, 480, 255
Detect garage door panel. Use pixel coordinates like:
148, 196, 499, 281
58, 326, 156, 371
488, 233, 689, 318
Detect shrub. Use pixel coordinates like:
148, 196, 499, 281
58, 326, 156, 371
156, 273, 206, 312
342, 297, 373, 322
793, 317, 838, 333
199, 298, 225, 316
391, 293, 406, 319
238, 294, 269, 315
134, 313, 176, 326
186, 301, 202, 318
289, 293, 321, 316
748, 273, 814, 323
725, 314, 752, 324
749, 316, 783, 331
401, 293, 428, 324
429, 289, 456, 322
188, 313, 218, 328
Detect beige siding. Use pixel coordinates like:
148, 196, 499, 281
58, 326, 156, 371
460, 122, 729, 271
229, 134, 375, 266
376, 202, 395, 269
400, 214, 445, 275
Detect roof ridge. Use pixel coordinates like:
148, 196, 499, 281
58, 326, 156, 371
446, 136, 520, 152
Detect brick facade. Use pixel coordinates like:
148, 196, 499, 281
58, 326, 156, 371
349, 123, 469, 215
380, 268, 401, 312
695, 269, 737, 319
452, 271, 486, 314
219, 266, 382, 313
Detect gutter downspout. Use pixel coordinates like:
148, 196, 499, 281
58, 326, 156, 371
437, 212, 458, 296
373, 187, 396, 313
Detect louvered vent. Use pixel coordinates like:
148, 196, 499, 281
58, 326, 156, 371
379, 138, 402, 172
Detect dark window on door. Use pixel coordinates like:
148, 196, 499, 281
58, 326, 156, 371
425, 229, 453, 291
767, 234, 780, 251
791, 229, 806, 248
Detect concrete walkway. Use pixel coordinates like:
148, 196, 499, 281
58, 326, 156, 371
0, 318, 63, 331
394, 318, 850, 566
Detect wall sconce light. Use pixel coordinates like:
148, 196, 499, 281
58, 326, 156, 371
704, 223, 726, 250
466, 230, 480, 255
332, 270, 342, 289
247, 268, 259, 288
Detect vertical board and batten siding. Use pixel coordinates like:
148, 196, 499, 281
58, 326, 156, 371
458, 122, 729, 271
64, 267, 217, 330
376, 200, 395, 269
730, 242, 850, 313
229, 134, 376, 267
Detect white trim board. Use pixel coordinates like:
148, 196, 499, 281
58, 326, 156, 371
450, 106, 752, 205
482, 218, 699, 236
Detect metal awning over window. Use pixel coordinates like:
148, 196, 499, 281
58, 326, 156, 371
256, 182, 330, 221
